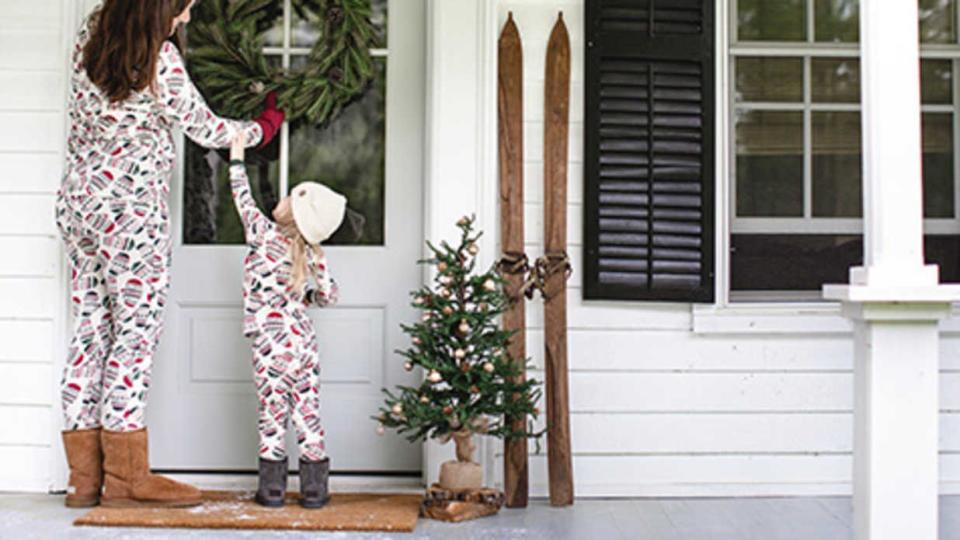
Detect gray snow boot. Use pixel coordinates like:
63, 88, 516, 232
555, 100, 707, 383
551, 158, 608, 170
299, 458, 330, 509
255, 457, 288, 507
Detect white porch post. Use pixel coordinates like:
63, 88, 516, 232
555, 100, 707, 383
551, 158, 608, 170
823, 1, 960, 539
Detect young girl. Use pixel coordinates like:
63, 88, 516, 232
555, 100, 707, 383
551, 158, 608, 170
229, 135, 344, 508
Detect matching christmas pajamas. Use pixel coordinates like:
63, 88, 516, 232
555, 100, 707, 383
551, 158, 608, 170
229, 163, 338, 462
57, 26, 262, 432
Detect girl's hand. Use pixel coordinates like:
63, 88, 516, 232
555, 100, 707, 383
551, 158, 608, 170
230, 133, 245, 163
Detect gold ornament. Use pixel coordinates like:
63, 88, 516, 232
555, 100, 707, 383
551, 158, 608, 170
483, 362, 494, 373
457, 216, 470, 227
458, 321, 470, 335
440, 288, 452, 298
420, 395, 430, 404
437, 261, 448, 272
467, 243, 479, 255
403, 361, 413, 371
376, 424, 385, 436
454, 348, 466, 360
479, 302, 489, 311
392, 403, 403, 415
412, 336, 422, 345
483, 279, 496, 291
442, 306, 454, 316
428, 370, 442, 383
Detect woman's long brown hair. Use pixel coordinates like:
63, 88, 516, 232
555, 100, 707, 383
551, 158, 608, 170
82, 0, 192, 104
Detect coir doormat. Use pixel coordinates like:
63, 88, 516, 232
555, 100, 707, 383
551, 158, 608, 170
74, 491, 422, 532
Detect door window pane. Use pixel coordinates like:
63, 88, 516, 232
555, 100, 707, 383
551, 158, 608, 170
811, 58, 860, 103
183, 143, 280, 245
812, 111, 862, 217
292, 0, 387, 48
738, 0, 807, 41
921, 60, 953, 104
287, 59, 386, 245
814, 0, 859, 42
923, 113, 955, 218
920, 0, 957, 44
736, 57, 803, 102
736, 111, 804, 217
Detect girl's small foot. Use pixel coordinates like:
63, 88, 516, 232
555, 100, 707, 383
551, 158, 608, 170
299, 457, 330, 509
255, 457, 288, 507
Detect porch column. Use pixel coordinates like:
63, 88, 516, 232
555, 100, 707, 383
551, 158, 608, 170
823, 1, 960, 539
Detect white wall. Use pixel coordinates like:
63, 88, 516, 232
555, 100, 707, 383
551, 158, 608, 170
471, 0, 960, 497
0, 0, 73, 492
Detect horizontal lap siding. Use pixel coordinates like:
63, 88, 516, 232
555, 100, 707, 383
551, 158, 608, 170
0, 0, 69, 492
496, 0, 960, 497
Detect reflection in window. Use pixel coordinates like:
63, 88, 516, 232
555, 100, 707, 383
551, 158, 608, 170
736, 111, 804, 217
289, 60, 386, 245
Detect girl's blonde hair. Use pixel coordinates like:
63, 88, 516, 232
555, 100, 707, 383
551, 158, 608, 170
280, 221, 317, 293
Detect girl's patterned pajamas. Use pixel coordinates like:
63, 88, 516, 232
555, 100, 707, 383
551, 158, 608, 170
229, 163, 338, 462
57, 25, 262, 432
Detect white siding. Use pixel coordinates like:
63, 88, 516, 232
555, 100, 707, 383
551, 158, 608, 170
488, 0, 960, 497
0, 0, 70, 492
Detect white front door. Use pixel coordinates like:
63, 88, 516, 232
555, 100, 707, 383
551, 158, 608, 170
148, 0, 424, 473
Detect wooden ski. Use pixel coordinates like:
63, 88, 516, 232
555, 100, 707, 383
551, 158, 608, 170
497, 12, 529, 509
542, 12, 573, 507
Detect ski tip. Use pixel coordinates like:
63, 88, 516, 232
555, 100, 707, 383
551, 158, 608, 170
557, 11, 563, 20
507, 11, 514, 21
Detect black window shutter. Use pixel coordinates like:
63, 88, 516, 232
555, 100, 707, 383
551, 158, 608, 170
583, 0, 715, 302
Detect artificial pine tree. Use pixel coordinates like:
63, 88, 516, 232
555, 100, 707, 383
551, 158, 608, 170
376, 215, 541, 489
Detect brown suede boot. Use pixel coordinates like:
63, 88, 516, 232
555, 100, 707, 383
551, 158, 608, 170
62, 428, 103, 508
100, 428, 202, 508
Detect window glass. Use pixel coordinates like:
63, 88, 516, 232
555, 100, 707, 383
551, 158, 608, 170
288, 59, 386, 245
738, 0, 806, 41
919, 0, 957, 44
923, 112, 955, 218
812, 112, 862, 218
736, 111, 804, 217
814, 0, 859, 42
811, 58, 860, 103
921, 60, 953, 104
736, 57, 803, 102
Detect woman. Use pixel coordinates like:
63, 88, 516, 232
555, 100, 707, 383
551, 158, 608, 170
55, 0, 284, 508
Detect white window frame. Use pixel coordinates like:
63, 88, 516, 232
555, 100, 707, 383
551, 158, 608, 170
698, 0, 960, 331
262, 0, 388, 198
717, 0, 960, 303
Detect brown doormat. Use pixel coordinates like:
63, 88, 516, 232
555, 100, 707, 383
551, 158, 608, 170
74, 491, 423, 532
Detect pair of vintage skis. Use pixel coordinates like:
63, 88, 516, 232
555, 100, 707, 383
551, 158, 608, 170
498, 12, 573, 508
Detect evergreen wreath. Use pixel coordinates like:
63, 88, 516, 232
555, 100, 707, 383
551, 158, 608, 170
187, 0, 378, 124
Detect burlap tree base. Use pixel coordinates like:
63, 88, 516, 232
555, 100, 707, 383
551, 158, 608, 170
421, 484, 505, 523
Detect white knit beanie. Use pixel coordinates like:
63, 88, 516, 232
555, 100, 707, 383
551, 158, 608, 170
290, 182, 347, 245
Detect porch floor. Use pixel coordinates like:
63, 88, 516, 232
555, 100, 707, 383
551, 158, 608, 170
3, 493, 960, 539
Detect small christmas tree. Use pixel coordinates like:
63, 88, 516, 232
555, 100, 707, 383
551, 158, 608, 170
376, 216, 541, 489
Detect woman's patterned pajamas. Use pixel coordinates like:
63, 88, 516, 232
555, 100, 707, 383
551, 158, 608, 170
230, 164, 338, 462
57, 24, 262, 432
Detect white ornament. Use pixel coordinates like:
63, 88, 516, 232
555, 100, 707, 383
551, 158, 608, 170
404, 361, 413, 371
483, 279, 496, 291
412, 337, 422, 345
392, 403, 403, 415
376, 424, 385, 436
420, 395, 430, 404
458, 321, 470, 335
467, 243, 479, 255
483, 362, 494, 373
413, 296, 424, 306
428, 370, 442, 383
454, 348, 466, 360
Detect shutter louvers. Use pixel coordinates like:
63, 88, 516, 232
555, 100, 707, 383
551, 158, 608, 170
585, 0, 715, 302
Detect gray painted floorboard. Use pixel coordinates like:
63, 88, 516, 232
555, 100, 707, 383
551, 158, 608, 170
1, 494, 958, 539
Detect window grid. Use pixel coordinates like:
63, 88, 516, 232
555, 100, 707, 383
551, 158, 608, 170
729, 0, 960, 236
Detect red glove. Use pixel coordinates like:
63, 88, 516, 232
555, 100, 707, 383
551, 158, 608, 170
254, 92, 285, 149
